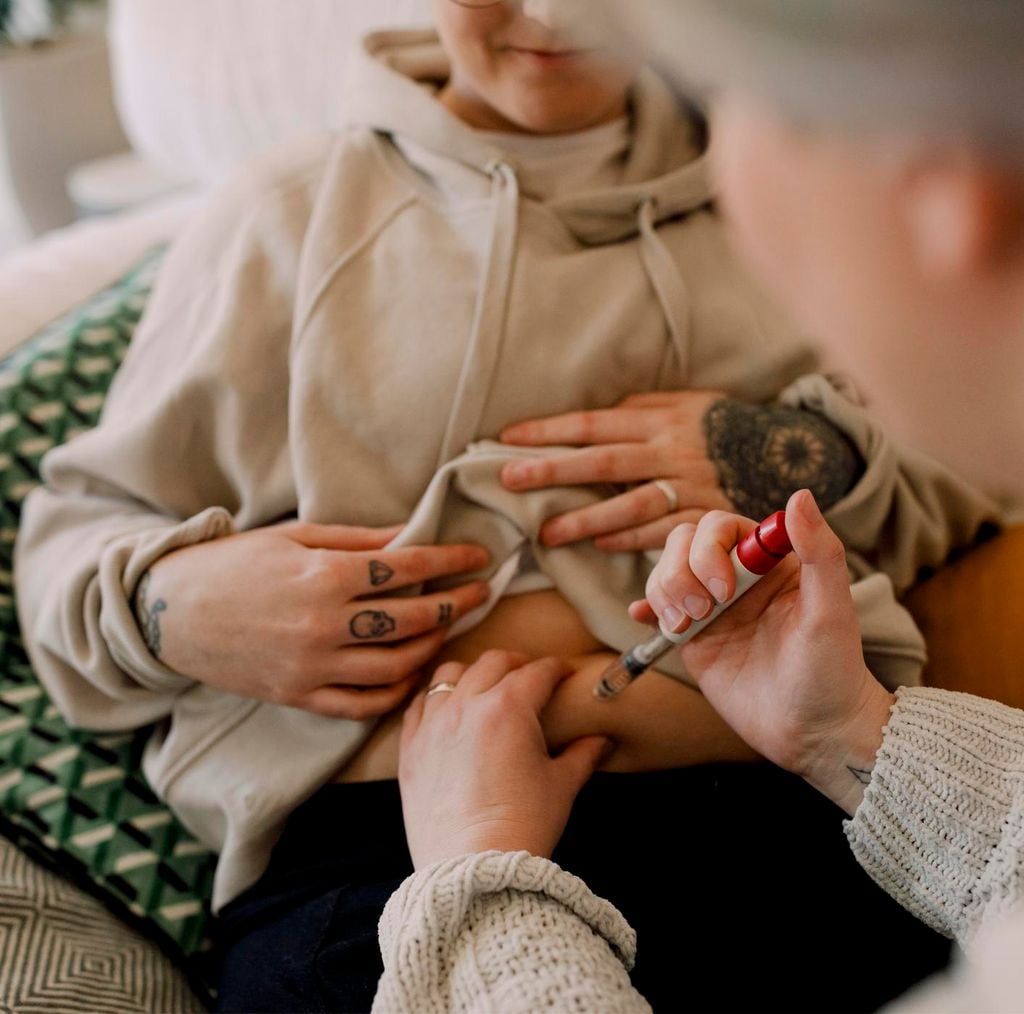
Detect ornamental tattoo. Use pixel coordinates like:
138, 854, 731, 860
133, 572, 168, 660
369, 560, 395, 587
703, 399, 865, 520
350, 610, 397, 640
438, 602, 453, 626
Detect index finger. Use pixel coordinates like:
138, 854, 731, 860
346, 544, 491, 595
502, 656, 576, 714
501, 407, 662, 447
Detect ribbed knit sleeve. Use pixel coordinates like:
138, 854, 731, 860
372, 851, 649, 1014
845, 686, 1024, 946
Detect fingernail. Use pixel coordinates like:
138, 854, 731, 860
708, 578, 729, 604
684, 595, 712, 620
662, 605, 687, 632
797, 489, 821, 524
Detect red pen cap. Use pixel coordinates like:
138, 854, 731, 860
736, 511, 793, 576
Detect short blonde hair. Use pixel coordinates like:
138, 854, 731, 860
621, 0, 1024, 155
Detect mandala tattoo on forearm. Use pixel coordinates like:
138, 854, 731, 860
350, 610, 398, 640
133, 572, 168, 660
703, 399, 865, 520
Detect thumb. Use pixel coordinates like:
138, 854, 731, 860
554, 736, 613, 794
785, 490, 852, 615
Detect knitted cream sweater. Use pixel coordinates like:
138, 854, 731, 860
372, 687, 1024, 1013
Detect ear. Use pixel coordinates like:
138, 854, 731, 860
901, 152, 1024, 282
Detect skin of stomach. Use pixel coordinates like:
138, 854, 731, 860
337, 590, 758, 783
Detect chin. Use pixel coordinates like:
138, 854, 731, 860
504, 90, 618, 134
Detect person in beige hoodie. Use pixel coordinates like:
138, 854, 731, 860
13, 0, 994, 957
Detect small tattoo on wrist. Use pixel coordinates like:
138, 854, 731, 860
133, 572, 168, 660
848, 766, 873, 786
369, 561, 394, 587
350, 610, 397, 640
703, 398, 865, 519
438, 602, 453, 626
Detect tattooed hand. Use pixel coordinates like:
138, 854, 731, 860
635, 491, 893, 816
500, 391, 863, 553
132, 523, 490, 720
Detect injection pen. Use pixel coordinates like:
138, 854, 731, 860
594, 511, 794, 700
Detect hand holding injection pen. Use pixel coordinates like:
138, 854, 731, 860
594, 511, 793, 699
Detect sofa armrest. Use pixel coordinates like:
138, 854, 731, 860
905, 526, 1024, 708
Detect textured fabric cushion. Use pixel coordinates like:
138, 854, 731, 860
109, 0, 432, 183
0, 836, 203, 1012
0, 248, 217, 976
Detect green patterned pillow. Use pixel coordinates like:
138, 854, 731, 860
0, 248, 217, 972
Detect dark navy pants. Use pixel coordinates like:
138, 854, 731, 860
215, 765, 950, 1014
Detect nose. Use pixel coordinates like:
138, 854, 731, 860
520, 0, 587, 35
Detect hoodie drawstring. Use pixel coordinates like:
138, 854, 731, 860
436, 161, 521, 468
638, 198, 692, 387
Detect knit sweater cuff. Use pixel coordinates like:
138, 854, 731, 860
845, 686, 1024, 945
373, 851, 643, 1013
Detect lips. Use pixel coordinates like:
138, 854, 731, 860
506, 46, 589, 65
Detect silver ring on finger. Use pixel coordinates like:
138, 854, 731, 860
652, 479, 680, 515
425, 681, 458, 700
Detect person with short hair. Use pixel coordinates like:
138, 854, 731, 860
376, 2, 1024, 1011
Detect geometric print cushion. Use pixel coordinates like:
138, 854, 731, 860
0, 248, 217, 978
0, 836, 203, 1012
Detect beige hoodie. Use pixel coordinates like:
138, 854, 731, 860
14, 31, 997, 908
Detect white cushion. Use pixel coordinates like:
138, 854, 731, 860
0, 192, 199, 357
108, 0, 432, 184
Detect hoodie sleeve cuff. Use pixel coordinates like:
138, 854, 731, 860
99, 506, 235, 695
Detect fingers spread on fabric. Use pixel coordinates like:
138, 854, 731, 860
501, 443, 663, 491
338, 544, 490, 596
338, 582, 489, 646
540, 483, 687, 546
501, 406, 668, 448
593, 508, 706, 552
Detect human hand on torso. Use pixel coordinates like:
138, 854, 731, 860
397, 651, 610, 868
500, 391, 862, 552
636, 491, 893, 815
134, 521, 490, 719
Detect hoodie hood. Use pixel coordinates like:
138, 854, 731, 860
344, 29, 712, 244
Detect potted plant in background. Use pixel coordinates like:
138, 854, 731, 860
0, 0, 127, 250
